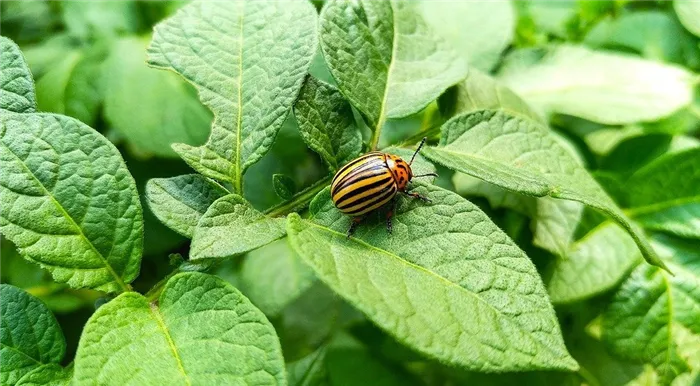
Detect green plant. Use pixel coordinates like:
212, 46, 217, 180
1, 1, 699, 385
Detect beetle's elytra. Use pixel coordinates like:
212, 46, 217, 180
330, 138, 437, 237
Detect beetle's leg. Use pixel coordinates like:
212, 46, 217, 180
347, 216, 363, 238
403, 190, 431, 203
386, 198, 397, 234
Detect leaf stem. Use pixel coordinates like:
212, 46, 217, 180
144, 259, 215, 302
398, 123, 442, 148
368, 117, 384, 151
265, 175, 333, 217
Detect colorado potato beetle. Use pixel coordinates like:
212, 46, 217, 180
330, 137, 437, 236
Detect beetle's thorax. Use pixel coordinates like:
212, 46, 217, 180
384, 154, 412, 190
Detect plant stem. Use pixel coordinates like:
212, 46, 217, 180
265, 175, 333, 217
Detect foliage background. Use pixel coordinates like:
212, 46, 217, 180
0, 1, 699, 385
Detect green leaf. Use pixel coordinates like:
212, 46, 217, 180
0, 1, 58, 44
147, 0, 317, 192
104, 37, 212, 158
272, 174, 297, 200
498, 45, 695, 125
294, 76, 362, 171
584, 11, 700, 66
286, 346, 327, 386
626, 147, 700, 239
61, 0, 140, 39
675, 0, 700, 37
326, 340, 418, 386
145, 174, 228, 238
0, 284, 65, 386
418, 0, 515, 72
0, 37, 36, 114
287, 184, 579, 372
453, 170, 583, 257
190, 194, 285, 260
547, 223, 642, 304
602, 235, 700, 385
16, 364, 72, 386
0, 112, 143, 293
73, 272, 286, 385
319, 0, 468, 145
421, 110, 666, 271
34, 47, 104, 126
440, 69, 544, 124
240, 238, 315, 317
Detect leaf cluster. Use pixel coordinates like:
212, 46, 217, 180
1, 1, 699, 386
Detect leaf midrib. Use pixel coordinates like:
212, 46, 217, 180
1, 300, 52, 366
626, 196, 700, 217
234, 1, 245, 193
149, 302, 191, 386
0, 137, 129, 292
300, 218, 567, 361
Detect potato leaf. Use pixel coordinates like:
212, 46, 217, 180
34, 47, 103, 126
499, 45, 694, 125
240, 238, 316, 317
602, 235, 700, 385
16, 364, 71, 386
104, 37, 212, 158
440, 69, 544, 124
0, 285, 66, 385
0, 36, 36, 113
547, 223, 642, 304
675, 0, 700, 37
626, 147, 700, 239
147, 0, 317, 191
287, 184, 578, 372
319, 0, 468, 140
294, 76, 362, 171
73, 272, 286, 385
272, 174, 297, 200
422, 110, 666, 271
419, 0, 515, 72
145, 174, 228, 238
190, 194, 285, 260
0, 112, 143, 293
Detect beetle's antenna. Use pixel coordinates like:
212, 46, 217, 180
413, 172, 438, 178
409, 137, 427, 165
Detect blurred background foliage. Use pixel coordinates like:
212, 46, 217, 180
0, 0, 699, 385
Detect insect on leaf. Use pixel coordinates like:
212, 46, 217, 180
287, 183, 578, 372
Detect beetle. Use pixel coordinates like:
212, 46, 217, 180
330, 137, 437, 237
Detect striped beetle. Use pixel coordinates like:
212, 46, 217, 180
330, 138, 437, 237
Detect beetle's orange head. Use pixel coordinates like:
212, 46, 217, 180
386, 154, 412, 190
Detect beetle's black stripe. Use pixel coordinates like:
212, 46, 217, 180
333, 152, 382, 179
332, 163, 388, 195
336, 176, 393, 208
344, 184, 397, 215
331, 156, 385, 195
